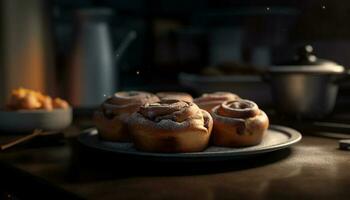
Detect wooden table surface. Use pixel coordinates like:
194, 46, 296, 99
0, 124, 350, 200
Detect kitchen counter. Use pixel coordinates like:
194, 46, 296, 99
0, 122, 349, 200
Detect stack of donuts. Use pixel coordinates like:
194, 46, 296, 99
94, 91, 269, 153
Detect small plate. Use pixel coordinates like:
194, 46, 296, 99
78, 125, 302, 162
0, 108, 72, 133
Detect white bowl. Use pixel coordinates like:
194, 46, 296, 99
0, 108, 73, 133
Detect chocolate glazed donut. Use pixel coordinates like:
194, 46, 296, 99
128, 99, 213, 153
211, 99, 269, 147
94, 91, 159, 142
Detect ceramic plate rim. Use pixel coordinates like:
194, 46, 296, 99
78, 125, 302, 159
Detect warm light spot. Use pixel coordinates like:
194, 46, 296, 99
136, 70, 140, 75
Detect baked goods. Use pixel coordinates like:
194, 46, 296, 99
94, 91, 159, 142
156, 92, 193, 102
194, 92, 240, 112
93, 90, 269, 151
52, 98, 70, 109
6, 88, 69, 110
128, 99, 213, 153
211, 99, 269, 147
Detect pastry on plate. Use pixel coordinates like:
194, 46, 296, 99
211, 99, 269, 147
94, 91, 159, 142
193, 92, 240, 112
128, 99, 213, 153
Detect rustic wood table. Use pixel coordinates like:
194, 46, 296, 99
0, 120, 349, 200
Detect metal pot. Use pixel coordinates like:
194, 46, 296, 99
267, 45, 348, 119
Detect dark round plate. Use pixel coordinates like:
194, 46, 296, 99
78, 125, 302, 162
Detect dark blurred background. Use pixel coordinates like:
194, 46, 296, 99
2, 0, 350, 109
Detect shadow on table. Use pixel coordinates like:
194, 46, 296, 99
66, 140, 293, 182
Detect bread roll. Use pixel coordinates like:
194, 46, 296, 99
194, 92, 240, 112
211, 99, 269, 147
128, 99, 213, 152
94, 91, 159, 142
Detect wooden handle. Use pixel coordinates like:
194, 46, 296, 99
0, 129, 42, 150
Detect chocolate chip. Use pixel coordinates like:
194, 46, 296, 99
236, 122, 246, 135
103, 109, 115, 119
